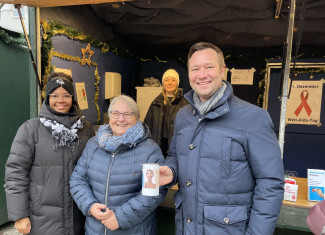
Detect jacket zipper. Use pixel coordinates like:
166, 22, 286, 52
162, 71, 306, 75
104, 153, 115, 235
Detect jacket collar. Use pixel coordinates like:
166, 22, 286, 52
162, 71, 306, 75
152, 89, 183, 106
109, 122, 150, 155
184, 80, 233, 119
39, 100, 83, 128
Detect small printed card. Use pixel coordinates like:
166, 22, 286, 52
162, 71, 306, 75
284, 181, 298, 202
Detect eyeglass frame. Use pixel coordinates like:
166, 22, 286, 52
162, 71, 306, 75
49, 94, 73, 100
109, 111, 135, 119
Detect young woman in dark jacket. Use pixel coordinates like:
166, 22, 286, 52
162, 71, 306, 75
144, 69, 188, 156
5, 72, 94, 235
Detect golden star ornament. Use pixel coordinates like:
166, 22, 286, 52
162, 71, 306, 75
80, 43, 94, 66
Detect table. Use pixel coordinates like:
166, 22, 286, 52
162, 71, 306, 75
277, 177, 317, 232
282, 177, 318, 208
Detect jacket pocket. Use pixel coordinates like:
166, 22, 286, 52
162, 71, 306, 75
29, 183, 43, 215
222, 137, 247, 179
203, 205, 247, 235
174, 192, 184, 235
221, 137, 231, 179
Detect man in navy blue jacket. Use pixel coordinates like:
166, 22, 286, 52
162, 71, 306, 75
160, 42, 284, 235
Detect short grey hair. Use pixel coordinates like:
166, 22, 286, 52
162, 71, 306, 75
108, 95, 140, 120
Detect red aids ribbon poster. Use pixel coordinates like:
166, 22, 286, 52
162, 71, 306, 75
286, 79, 324, 126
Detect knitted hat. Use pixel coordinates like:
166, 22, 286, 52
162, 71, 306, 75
162, 69, 179, 85
45, 72, 74, 98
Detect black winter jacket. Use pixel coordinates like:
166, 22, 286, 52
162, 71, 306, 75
144, 89, 188, 151
5, 102, 94, 235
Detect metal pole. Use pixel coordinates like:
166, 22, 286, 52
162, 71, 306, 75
15, 4, 42, 90
278, 0, 296, 158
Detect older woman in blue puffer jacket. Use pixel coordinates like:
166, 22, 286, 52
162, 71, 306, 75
70, 95, 167, 235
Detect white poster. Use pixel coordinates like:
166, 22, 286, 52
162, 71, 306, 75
230, 68, 256, 85
75, 82, 89, 110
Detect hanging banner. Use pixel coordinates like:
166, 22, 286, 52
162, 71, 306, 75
286, 79, 324, 126
75, 82, 89, 110
230, 68, 256, 85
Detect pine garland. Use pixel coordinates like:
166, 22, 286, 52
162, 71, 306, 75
0, 27, 26, 46
41, 21, 103, 123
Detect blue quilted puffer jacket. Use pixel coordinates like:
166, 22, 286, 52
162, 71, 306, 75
164, 81, 284, 235
70, 124, 167, 235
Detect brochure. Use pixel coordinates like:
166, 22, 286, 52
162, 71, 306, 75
308, 169, 325, 201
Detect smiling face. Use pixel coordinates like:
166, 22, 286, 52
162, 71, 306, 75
109, 100, 137, 136
49, 87, 73, 113
188, 48, 225, 102
146, 170, 154, 180
163, 77, 178, 95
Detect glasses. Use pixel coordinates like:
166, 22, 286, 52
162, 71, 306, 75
110, 111, 134, 119
49, 94, 73, 100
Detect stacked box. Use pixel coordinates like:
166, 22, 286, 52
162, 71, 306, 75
284, 178, 298, 202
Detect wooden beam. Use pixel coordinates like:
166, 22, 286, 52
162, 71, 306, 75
275, 0, 283, 19
0, 0, 130, 7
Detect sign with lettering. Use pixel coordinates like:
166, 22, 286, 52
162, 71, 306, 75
286, 79, 325, 125
230, 68, 256, 85
75, 82, 89, 110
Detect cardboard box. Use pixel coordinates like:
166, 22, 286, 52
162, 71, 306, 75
284, 183, 298, 202
285, 178, 296, 184
308, 169, 325, 201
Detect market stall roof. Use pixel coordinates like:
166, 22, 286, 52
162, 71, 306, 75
0, 0, 129, 7
40, 0, 325, 57
1, 0, 325, 57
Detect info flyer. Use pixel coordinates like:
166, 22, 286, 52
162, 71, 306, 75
308, 169, 325, 201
